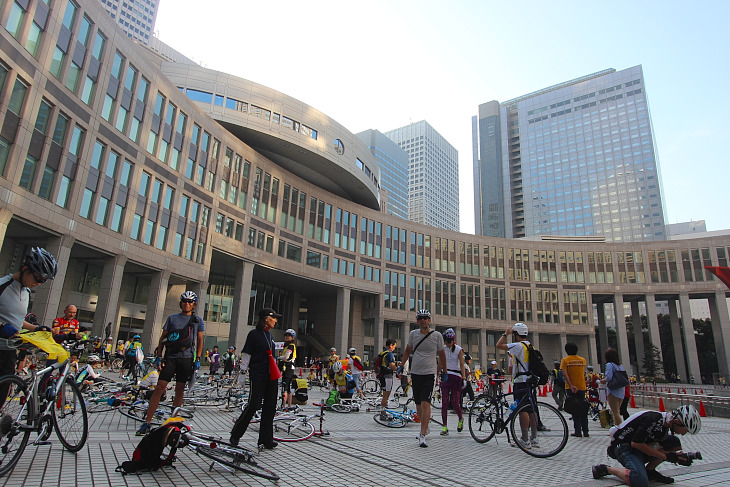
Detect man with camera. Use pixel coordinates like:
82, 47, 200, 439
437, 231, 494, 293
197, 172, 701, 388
592, 404, 702, 485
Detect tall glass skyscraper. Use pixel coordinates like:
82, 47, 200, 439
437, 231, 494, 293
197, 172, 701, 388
385, 121, 459, 231
97, 0, 159, 44
356, 129, 409, 220
473, 65, 667, 242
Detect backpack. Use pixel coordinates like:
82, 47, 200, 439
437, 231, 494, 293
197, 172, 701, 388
164, 314, 197, 354
351, 356, 364, 372
375, 350, 390, 377
521, 343, 550, 386
325, 389, 340, 407
553, 368, 565, 387
116, 420, 186, 474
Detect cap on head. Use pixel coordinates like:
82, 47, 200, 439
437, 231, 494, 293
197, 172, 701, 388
491, 360, 497, 365
258, 308, 282, 319
512, 322, 528, 336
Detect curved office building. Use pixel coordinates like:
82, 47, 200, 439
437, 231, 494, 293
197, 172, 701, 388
0, 0, 728, 381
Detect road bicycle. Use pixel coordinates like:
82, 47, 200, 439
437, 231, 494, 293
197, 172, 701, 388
468, 375, 568, 458
119, 396, 194, 426
373, 404, 417, 428
360, 378, 381, 396
271, 401, 328, 441
0, 334, 89, 477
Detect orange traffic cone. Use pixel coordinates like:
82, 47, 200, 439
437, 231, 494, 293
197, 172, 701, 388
630, 395, 636, 408
658, 397, 665, 412
682, 389, 687, 394
299, 368, 303, 377
549, 383, 553, 393
508, 383, 512, 394
698, 401, 707, 417
700, 389, 704, 394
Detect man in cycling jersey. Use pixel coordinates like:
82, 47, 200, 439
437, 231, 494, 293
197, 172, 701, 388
278, 329, 297, 410
52, 304, 79, 336
593, 405, 701, 485
378, 339, 397, 415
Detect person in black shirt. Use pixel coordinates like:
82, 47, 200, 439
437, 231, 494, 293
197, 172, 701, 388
230, 308, 282, 449
592, 405, 702, 485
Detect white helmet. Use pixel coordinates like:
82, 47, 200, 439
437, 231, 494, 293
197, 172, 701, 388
348, 347, 356, 354
332, 361, 343, 373
512, 322, 528, 336
87, 355, 101, 363
284, 329, 296, 338
674, 404, 701, 434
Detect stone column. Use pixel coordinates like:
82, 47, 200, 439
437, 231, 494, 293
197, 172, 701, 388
560, 332, 568, 355
94, 254, 127, 339
32, 235, 75, 326
678, 293, 701, 382
631, 301, 645, 378
478, 326, 488, 372
374, 315, 385, 355
596, 303, 609, 363
334, 287, 351, 356
142, 269, 170, 351
229, 261, 254, 352
644, 294, 664, 374
668, 298, 688, 380
588, 333, 598, 369
530, 330, 540, 351
613, 294, 631, 368
708, 291, 730, 377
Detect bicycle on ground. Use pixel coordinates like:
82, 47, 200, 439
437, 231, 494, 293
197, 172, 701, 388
271, 401, 329, 441
468, 374, 568, 458
373, 404, 418, 428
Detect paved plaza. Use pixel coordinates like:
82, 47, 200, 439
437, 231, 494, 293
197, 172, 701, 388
3, 387, 730, 487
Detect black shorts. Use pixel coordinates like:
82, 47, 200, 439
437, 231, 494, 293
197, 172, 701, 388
513, 382, 533, 412
159, 357, 194, 383
282, 372, 295, 393
411, 373, 435, 405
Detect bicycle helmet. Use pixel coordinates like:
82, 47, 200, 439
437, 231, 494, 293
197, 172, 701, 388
180, 290, 198, 302
512, 322, 528, 336
554, 360, 561, 367
416, 309, 431, 319
332, 361, 343, 373
330, 347, 337, 352
118, 339, 124, 344
24, 313, 38, 325
284, 328, 296, 338
674, 404, 701, 434
587, 365, 594, 372
133, 335, 141, 341
464, 353, 472, 361
348, 347, 356, 354
23, 247, 57, 280
443, 328, 456, 341
87, 355, 101, 363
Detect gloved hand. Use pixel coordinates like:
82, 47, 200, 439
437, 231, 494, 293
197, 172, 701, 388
397, 366, 403, 374
37, 325, 51, 332
0, 324, 18, 338
441, 372, 448, 383
154, 356, 162, 368
194, 360, 201, 370
666, 452, 692, 466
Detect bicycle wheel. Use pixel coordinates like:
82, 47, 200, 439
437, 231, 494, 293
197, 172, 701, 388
272, 418, 315, 441
0, 376, 32, 478
509, 400, 568, 458
329, 404, 351, 413
468, 394, 497, 443
373, 412, 406, 428
52, 377, 89, 452
110, 358, 123, 373
394, 384, 412, 405
361, 379, 380, 396
430, 387, 442, 409
195, 443, 279, 481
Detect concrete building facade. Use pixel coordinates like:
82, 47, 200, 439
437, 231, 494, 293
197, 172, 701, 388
474, 66, 667, 243
0, 0, 728, 382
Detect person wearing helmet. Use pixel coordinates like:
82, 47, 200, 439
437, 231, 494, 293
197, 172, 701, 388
400, 309, 446, 448
497, 323, 540, 449
593, 404, 701, 485
122, 334, 144, 382
439, 328, 466, 436
230, 307, 283, 450
327, 347, 340, 384
347, 347, 365, 399
223, 345, 237, 377
550, 359, 566, 411
332, 360, 354, 396
138, 290, 204, 436
278, 329, 297, 410
76, 354, 104, 391
561, 342, 589, 438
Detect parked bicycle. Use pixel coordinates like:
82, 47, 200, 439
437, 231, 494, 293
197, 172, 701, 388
0, 333, 89, 477
468, 375, 568, 458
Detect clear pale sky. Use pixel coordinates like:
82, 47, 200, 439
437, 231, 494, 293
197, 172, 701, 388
155, 0, 730, 234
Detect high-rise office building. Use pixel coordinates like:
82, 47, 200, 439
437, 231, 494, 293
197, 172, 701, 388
473, 65, 667, 242
384, 121, 459, 231
97, 0, 159, 44
356, 129, 409, 220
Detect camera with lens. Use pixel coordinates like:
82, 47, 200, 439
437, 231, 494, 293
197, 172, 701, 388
683, 451, 702, 461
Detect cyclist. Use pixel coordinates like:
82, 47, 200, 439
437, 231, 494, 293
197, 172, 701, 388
102, 337, 113, 369
0, 248, 57, 381
122, 335, 143, 381
378, 339, 397, 416
208, 345, 220, 380
278, 329, 297, 410
230, 307, 282, 450
332, 360, 353, 396
439, 328, 465, 436
496, 322, 539, 449
223, 345, 237, 377
327, 347, 339, 384
347, 347, 365, 399
593, 404, 701, 485
400, 309, 446, 448
460, 353, 474, 409
52, 304, 79, 336
137, 290, 204, 436
550, 360, 566, 411
76, 354, 104, 390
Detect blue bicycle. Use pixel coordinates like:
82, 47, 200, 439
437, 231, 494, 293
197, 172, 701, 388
373, 405, 416, 428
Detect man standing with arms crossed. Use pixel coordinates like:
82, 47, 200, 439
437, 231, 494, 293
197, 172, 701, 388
400, 309, 446, 448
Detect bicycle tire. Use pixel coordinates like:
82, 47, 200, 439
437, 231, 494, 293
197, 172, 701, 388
509, 400, 568, 458
468, 394, 497, 443
53, 377, 89, 452
110, 358, 123, 373
394, 384, 412, 405
361, 379, 380, 396
195, 444, 279, 481
272, 417, 315, 441
0, 376, 32, 478
373, 412, 406, 428
329, 404, 351, 413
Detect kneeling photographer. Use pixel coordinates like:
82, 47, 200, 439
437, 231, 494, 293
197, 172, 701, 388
592, 404, 702, 486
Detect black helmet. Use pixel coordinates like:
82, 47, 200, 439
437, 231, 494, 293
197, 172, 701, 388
23, 247, 57, 280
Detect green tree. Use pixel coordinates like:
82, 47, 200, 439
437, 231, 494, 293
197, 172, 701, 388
642, 342, 664, 378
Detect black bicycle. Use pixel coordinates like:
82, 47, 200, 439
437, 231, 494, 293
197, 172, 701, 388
468, 375, 568, 458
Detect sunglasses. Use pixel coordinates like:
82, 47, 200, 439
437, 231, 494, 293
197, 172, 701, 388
181, 299, 196, 304
32, 273, 47, 284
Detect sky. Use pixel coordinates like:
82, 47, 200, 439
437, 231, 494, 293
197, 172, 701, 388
154, 0, 730, 234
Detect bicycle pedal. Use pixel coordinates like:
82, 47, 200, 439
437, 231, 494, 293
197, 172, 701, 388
34, 439, 53, 446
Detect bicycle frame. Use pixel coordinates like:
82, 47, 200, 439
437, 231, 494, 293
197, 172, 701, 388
17, 357, 72, 443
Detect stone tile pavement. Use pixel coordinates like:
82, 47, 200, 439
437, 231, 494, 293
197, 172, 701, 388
2, 388, 730, 486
